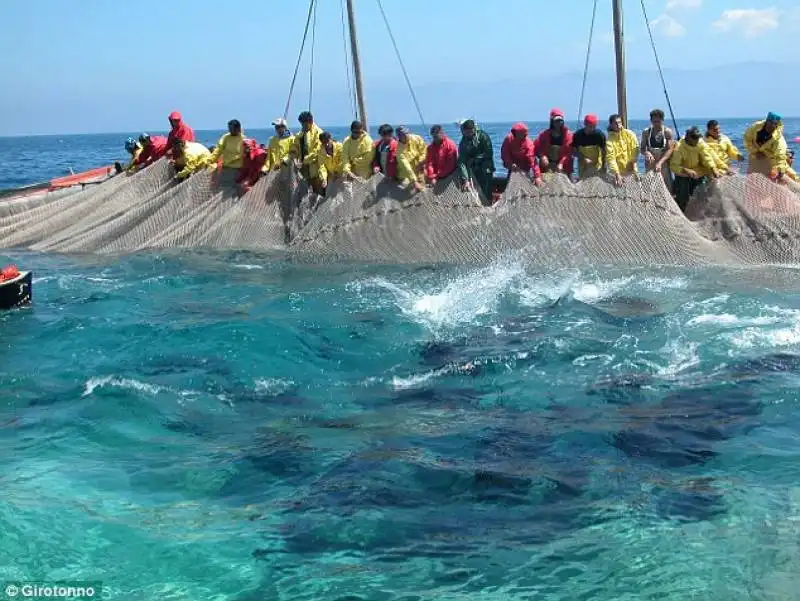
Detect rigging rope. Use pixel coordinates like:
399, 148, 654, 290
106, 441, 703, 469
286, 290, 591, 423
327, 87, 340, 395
640, 0, 681, 138
375, 0, 426, 131
339, 0, 358, 119
309, 0, 318, 110
577, 0, 598, 129
283, 0, 317, 121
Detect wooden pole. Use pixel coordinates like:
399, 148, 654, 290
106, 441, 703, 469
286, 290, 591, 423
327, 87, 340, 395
612, 0, 628, 126
346, 0, 368, 130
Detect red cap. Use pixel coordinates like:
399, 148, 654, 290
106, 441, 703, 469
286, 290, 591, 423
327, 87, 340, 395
550, 108, 565, 120
584, 114, 599, 126
168, 111, 182, 121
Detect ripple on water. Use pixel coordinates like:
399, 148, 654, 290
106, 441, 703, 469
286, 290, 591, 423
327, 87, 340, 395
2, 252, 800, 599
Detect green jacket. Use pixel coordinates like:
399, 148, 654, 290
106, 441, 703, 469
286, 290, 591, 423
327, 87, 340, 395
458, 129, 495, 181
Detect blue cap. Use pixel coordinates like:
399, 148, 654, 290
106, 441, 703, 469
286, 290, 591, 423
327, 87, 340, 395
767, 112, 782, 122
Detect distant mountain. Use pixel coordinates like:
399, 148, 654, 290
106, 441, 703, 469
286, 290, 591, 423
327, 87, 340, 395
385, 61, 797, 124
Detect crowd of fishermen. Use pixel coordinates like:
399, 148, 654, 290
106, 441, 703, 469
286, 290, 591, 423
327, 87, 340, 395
122, 109, 796, 211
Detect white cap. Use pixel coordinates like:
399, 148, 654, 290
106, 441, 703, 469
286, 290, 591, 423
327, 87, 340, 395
271, 118, 288, 127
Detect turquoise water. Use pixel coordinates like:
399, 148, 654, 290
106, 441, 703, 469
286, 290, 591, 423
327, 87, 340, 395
4, 123, 800, 599
3, 248, 800, 599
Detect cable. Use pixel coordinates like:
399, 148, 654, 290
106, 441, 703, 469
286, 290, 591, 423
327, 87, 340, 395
309, 0, 318, 110
283, 0, 317, 121
339, 0, 358, 118
640, 0, 681, 138
577, 0, 598, 129
375, 0, 426, 131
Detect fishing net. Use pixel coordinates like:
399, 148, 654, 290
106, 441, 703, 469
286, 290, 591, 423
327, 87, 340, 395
1, 158, 800, 267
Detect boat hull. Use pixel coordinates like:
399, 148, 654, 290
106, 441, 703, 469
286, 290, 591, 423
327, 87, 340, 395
0, 271, 33, 310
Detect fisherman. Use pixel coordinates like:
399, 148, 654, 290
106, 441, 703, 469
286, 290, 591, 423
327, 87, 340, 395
786, 149, 799, 182
173, 138, 211, 181
208, 119, 245, 170
166, 111, 195, 151
308, 131, 343, 196
124, 137, 143, 172
571, 114, 606, 180
236, 138, 268, 193
396, 126, 427, 191
290, 111, 323, 179
640, 109, 675, 190
265, 118, 294, 171
501, 122, 542, 186
744, 112, 789, 181
424, 124, 458, 185
134, 133, 169, 169
457, 119, 495, 203
372, 124, 399, 180
535, 108, 573, 176
341, 120, 374, 180
704, 120, 744, 168
669, 126, 727, 212
606, 114, 639, 187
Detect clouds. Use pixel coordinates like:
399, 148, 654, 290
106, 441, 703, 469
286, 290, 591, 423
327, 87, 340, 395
650, 14, 687, 38
665, 0, 701, 9
712, 8, 780, 38
649, 0, 702, 39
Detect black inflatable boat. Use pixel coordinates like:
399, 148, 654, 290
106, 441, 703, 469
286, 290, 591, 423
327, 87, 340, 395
0, 270, 33, 310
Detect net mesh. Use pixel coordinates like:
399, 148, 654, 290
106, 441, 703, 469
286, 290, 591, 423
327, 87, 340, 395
1, 158, 800, 266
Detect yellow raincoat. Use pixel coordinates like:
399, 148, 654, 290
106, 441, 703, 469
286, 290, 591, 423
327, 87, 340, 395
126, 144, 143, 172
743, 120, 789, 175
291, 124, 324, 173
310, 141, 343, 185
209, 133, 245, 169
265, 134, 294, 171
341, 133, 375, 178
606, 128, 639, 175
704, 134, 742, 166
669, 139, 724, 178
397, 133, 427, 183
175, 143, 212, 179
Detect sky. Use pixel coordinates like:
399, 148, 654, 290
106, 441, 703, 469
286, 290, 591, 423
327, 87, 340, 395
0, 0, 798, 136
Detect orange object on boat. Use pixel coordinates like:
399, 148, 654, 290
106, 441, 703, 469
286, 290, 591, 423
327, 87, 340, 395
49, 165, 114, 190
1, 265, 20, 281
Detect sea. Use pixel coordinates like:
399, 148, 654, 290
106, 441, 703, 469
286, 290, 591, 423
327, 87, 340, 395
2, 119, 800, 600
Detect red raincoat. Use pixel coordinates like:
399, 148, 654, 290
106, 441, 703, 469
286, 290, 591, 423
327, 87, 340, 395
136, 135, 169, 167
535, 125, 574, 174
372, 138, 399, 179
424, 136, 458, 181
166, 111, 196, 148
236, 139, 268, 188
501, 122, 540, 178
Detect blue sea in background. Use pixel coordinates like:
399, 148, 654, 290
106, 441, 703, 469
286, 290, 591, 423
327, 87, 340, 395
3, 120, 800, 599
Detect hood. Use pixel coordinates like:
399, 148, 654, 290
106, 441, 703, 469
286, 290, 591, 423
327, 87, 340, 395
243, 138, 259, 155
169, 111, 183, 122
511, 122, 528, 137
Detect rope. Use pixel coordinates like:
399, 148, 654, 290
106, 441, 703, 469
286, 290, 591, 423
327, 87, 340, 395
283, 0, 317, 121
339, 0, 357, 118
375, 0, 426, 131
309, 0, 318, 110
640, 0, 681, 138
577, 0, 598, 129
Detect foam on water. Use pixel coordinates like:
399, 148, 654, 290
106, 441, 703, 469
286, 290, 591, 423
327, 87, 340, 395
4, 250, 800, 600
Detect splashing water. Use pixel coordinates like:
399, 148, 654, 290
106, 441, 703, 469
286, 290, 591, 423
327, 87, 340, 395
3, 250, 800, 600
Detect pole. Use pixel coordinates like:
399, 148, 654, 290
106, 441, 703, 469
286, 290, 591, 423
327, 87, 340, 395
612, 0, 628, 126
346, 0, 368, 130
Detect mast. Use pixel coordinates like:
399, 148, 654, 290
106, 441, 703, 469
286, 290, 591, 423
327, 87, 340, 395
346, 0, 368, 130
612, 0, 628, 126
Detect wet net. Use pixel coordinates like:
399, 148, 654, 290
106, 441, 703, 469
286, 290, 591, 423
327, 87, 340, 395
1, 158, 800, 267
